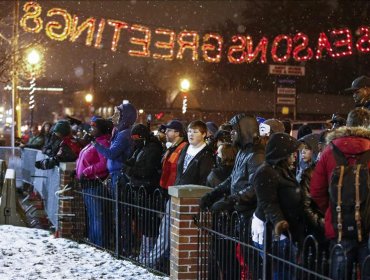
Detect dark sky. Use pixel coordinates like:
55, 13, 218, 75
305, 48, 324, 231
1, 0, 248, 90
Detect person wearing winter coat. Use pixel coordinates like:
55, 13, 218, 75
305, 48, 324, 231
126, 124, 163, 189
205, 121, 219, 153
297, 133, 325, 242
76, 118, 111, 247
125, 124, 164, 263
20, 124, 45, 150
345, 75, 370, 110
174, 120, 215, 186
159, 120, 187, 193
206, 143, 237, 188
40, 121, 53, 149
146, 120, 187, 270
42, 124, 61, 158
35, 120, 81, 170
199, 114, 265, 217
310, 108, 370, 280
253, 133, 322, 280
214, 129, 232, 147
76, 119, 111, 180
296, 133, 320, 183
199, 114, 265, 280
93, 101, 137, 194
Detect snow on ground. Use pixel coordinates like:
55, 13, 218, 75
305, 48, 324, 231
0, 225, 169, 280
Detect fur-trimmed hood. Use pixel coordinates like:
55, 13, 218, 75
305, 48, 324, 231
326, 126, 370, 143
326, 126, 370, 156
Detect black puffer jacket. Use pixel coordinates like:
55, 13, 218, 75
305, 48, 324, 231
175, 144, 215, 186
254, 133, 322, 244
126, 135, 164, 189
206, 164, 233, 188
204, 115, 265, 216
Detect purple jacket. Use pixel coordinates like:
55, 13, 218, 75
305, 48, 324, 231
76, 134, 110, 179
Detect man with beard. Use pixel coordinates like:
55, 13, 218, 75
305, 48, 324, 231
345, 75, 370, 110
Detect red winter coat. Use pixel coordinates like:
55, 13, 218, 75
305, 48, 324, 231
310, 126, 370, 239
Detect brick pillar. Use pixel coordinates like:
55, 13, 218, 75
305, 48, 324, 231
169, 184, 212, 280
57, 162, 76, 238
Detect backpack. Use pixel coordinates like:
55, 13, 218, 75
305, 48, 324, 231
329, 142, 370, 243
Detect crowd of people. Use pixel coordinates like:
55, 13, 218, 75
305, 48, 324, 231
17, 75, 370, 279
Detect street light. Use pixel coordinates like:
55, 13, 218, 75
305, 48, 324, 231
180, 79, 190, 92
85, 93, 94, 117
85, 93, 93, 103
27, 49, 41, 65
180, 78, 190, 114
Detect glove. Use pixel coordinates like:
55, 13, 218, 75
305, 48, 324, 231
274, 220, 289, 236
199, 193, 214, 210
83, 133, 95, 143
35, 160, 43, 169
70, 170, 77, 179
228, 193, 240, 204
126, 157, 135, 167
210, 197, 234, 213
79, 174, 88, 181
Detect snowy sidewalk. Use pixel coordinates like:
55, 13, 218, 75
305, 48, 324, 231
0, 225, 169, 280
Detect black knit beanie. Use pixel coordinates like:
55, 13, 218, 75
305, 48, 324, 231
131, 124, 150, 139
265, 133, 300, 165
53, 120, 71, 137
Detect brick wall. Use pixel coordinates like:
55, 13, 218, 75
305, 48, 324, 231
57, 162, 74, 237
169, 185, 212, 280
57, 162, 86, 239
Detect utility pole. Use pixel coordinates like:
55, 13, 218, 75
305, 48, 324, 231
92, 61, 96, 96
11, 0, 19, 153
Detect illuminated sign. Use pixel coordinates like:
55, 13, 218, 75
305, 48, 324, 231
20, 2, 370, 64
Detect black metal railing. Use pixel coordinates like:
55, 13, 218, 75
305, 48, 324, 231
195, 210, 370, 280
70, 177, 170, 276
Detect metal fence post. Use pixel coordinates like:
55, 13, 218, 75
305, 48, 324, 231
115, 179, 120, 258
262, 221, 272, 280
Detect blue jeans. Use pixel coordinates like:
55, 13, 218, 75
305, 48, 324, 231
109, 171, 134, 256
254, 239, 297, 280
330, 239, 370, 280
110, 170, 122, 199
82, 184, 106, 247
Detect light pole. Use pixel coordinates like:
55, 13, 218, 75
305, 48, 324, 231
92, 62, 107, 108
25, 47, 42, 127
11, 0, 19, 152
180, 78, 190, 114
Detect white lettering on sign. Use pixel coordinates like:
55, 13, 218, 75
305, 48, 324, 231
269, 65, 305, 76
277, 97, 296, 105
277, 87, 296, 95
